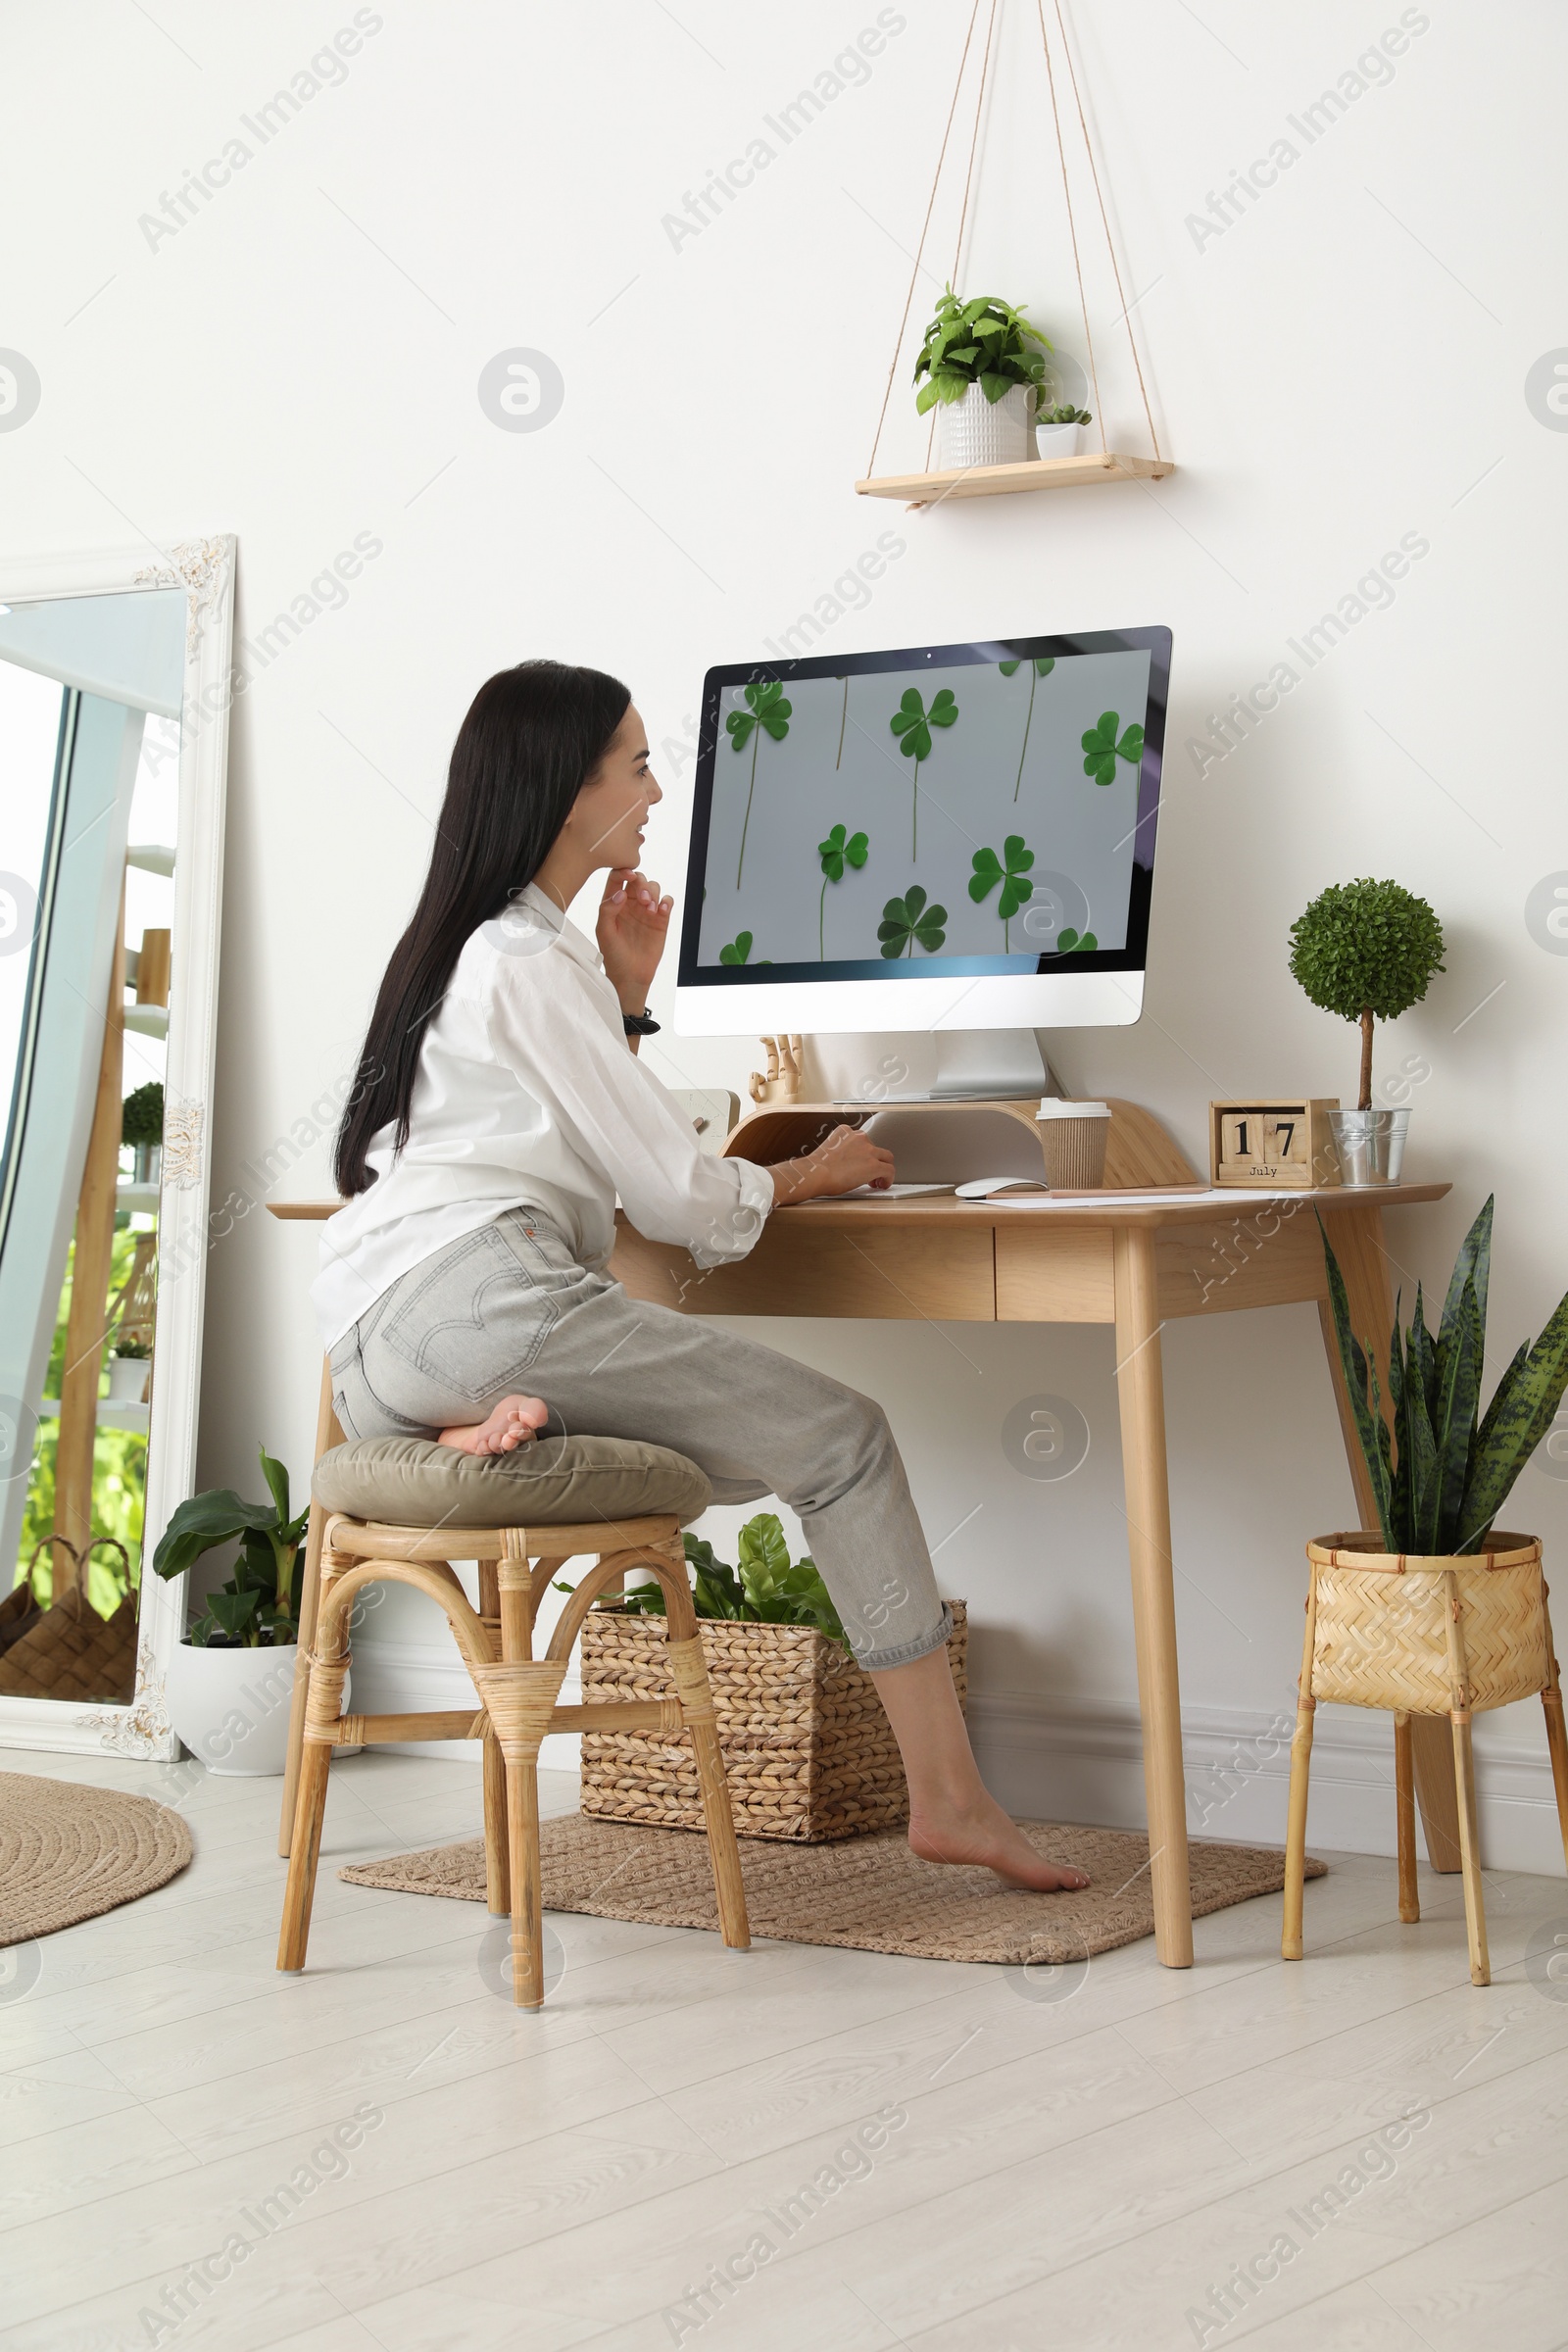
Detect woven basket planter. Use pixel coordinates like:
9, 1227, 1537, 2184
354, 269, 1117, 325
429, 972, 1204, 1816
1305, 1531, 1547, 1714
579, 1601, 967, 1841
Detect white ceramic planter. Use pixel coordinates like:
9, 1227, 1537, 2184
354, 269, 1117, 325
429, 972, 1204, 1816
105, 1354, 150, 1402
164, 1640, 337, 1776
1035, 419, 1083, 459
939, 381, 1035, 469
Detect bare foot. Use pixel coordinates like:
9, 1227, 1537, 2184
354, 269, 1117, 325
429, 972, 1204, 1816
437, 1395, 549, 1457
908, 1793, 1091, 1892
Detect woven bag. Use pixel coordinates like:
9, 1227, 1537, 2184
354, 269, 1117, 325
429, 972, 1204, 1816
1306, 1532, 1547, 1714
580, 1601, 967, 1841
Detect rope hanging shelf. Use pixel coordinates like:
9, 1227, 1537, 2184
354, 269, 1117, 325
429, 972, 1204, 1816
856, 0, 1172, 510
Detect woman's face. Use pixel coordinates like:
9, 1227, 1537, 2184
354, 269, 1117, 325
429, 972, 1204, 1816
561, 703, 662, 873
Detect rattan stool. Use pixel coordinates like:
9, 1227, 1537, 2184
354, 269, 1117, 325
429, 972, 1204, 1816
275, 1437, 751, 2007
1282, 1530, 1568, 1985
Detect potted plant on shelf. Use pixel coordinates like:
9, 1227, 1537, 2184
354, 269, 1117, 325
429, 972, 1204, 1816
122, 1081, 164, 1186
1287, 1200, 1568, 1980
1036, 400, 1092, 458
913, 286, 1052, 471
567, 1513, 967, 1842
1288, 877, 1446, 1182
151, 1446, 314, 1776
104, 1333, 151, 1403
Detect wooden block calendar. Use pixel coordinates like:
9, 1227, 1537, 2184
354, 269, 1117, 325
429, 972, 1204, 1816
1208, 1099, 1340, 1188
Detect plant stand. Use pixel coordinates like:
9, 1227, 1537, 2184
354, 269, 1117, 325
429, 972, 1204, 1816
1282, 1533, 1568, 1985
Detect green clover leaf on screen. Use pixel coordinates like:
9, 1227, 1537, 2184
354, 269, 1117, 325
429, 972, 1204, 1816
1055, 927, 1098, 953
717, 930, 770, 966
888, 684, 958, 858
878, 886, 948, 959
817, 822, 869, 959
1081, 710, 1145, 787
726, 678, 792, 888
999, 656, 1055, 798
968, 835, 1036, 950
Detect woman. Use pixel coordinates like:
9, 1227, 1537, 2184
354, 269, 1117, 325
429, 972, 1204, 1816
318, 660, 1087, 1894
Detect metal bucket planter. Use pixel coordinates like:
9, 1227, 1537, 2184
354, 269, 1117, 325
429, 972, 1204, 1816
1328, 1107, 1409, 1183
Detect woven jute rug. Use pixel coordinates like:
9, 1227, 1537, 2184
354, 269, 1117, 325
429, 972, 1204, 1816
0, 1773, 193, 1945
339, 1816, 1324, 1966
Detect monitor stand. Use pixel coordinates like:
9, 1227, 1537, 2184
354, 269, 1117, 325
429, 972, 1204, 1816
814, 1029, 1057, 1104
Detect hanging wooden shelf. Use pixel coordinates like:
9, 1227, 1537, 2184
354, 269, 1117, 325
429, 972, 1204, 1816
858, 1, 1167, 510
857, 450, 1174, 507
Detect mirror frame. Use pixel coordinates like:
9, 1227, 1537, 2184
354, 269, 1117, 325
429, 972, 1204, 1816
0, 536, 234, 1761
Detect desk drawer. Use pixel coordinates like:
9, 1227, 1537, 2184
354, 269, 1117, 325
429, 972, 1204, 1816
996, 1225, 1115, 1322
610, 1220, 996, 1320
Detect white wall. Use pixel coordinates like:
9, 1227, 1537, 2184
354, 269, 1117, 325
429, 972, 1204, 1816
7, 0, 1568, 1867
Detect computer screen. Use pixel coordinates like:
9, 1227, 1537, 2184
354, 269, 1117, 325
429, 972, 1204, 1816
674, 628, 1169, 1036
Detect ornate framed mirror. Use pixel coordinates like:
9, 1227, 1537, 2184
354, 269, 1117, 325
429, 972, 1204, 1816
0, 537, 233, 1760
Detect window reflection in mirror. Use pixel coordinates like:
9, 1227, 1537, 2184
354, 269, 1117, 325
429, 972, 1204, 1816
0, 588, 186, 1703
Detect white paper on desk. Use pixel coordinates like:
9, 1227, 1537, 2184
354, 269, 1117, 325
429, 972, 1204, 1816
982, 1187, 1294, 1207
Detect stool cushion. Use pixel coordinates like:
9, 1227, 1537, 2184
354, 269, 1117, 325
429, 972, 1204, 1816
312, 1434, 710, 1530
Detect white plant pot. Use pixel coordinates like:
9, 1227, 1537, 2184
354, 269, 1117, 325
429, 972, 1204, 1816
1035, 419, 1083, 459
165, 1640, 337, 1777
939, 382, 1035, 470
105, 1354, 150, 1402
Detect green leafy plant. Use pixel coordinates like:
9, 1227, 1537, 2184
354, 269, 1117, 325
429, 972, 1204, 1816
1289, 877, 1446, 1111
717, 931, 770, 966
566, 1514, 848, 1646
889, 685, 957, 857
151, 1446, 308, 1646
109, 1335, 151, 1359
878, 886, 948, 959
1038, 403, 1092, 426
1321, 1198, 1568, 1553
122, 1082, 164, 1149
1055, 927, 1098, 953
999, 657, 1054, 799
817, 823, 868, 958
1081, 710, 1145, 787
912, 286, 1052, 415
968, 836, 1036, 950
726, 678, 791, 887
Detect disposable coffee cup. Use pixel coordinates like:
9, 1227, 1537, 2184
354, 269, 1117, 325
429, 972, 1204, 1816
1036, 1100, 1110, 1187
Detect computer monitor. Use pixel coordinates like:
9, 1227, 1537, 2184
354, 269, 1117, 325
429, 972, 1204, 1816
673, 626, 1170, 1066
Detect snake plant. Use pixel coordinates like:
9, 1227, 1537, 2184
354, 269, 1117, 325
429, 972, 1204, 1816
1321, 1198, 1568, 1552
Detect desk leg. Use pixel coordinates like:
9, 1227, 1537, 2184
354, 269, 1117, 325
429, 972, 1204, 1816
1315, 1203, 1463, 1875
1113, 1226, 1193, 1968
278, 1357, 345, 1858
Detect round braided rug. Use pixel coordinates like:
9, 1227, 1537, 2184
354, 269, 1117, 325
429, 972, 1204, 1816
0, 1773, 192, 1945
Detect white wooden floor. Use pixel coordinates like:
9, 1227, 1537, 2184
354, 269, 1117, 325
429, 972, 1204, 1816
3, 1747, 1567, 2352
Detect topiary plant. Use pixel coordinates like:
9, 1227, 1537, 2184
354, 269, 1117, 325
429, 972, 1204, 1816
1289, 878, 1446, 1110
122, 1082, 164, 1149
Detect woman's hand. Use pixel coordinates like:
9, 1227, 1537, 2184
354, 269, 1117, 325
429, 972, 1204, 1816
771, 1124, 895, 1205
598, 868, 672, 1012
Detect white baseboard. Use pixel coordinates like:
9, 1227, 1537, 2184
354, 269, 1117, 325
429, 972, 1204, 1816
350, 1640, 1566, 1880
969, 1690, 1568, 1878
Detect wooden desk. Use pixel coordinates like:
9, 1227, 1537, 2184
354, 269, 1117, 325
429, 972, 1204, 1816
270, 1176, 1455, 1967
608, 1180, 1456, 1967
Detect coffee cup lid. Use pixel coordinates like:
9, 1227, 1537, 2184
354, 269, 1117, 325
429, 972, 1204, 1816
1036, 1100, 1110, 1119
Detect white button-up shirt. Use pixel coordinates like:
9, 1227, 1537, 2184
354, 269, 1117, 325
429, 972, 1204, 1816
312, 886, 774, 1347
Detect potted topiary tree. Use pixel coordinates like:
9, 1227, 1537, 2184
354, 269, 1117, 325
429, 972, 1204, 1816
913, 286, 1052, 470
122, 1081, 164, 1185
1288, 877, 1446, 1182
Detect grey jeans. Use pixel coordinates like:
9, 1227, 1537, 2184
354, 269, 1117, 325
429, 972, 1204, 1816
328, 1205, 953, 1672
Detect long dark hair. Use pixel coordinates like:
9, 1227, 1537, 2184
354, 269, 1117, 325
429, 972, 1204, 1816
334, 658, 630, 1196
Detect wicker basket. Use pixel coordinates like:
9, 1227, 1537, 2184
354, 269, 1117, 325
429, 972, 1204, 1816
1305, 1531, 1547, 1714
579, 1600, 967, 1841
